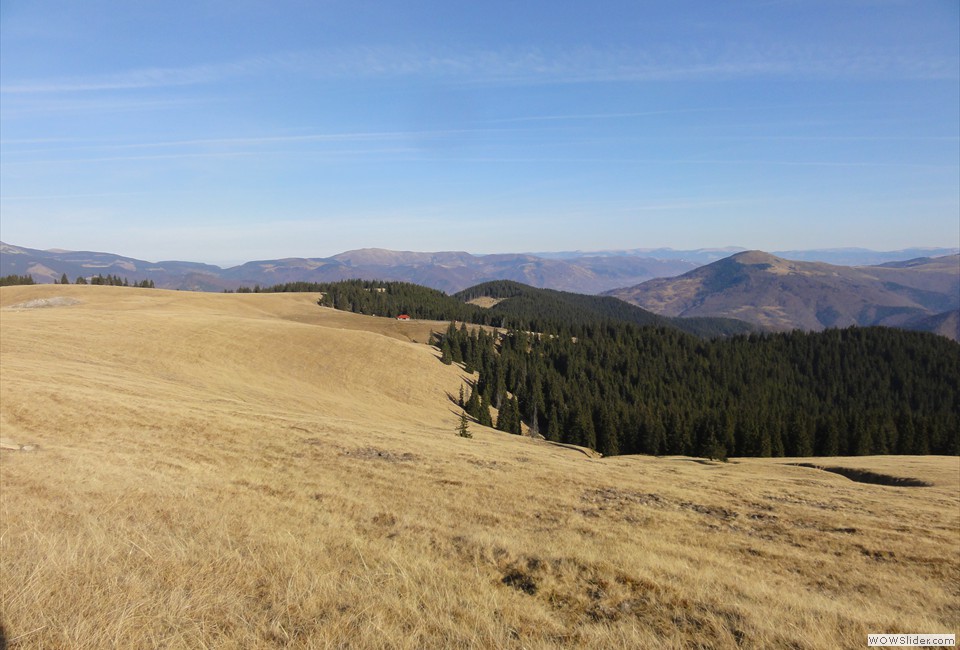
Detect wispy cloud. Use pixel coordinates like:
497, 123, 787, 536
0, 128, 504, 161
0, 57, 273, 94
3, 42, 955, 97
0, 191, 147, 201
310, 43, 959, 84
0, 148, 424, 166
0, 96, 217, 117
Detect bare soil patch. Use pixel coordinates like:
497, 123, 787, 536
341, 446, 419, 462
5, 296, 80, 310
466, 296, 505, 308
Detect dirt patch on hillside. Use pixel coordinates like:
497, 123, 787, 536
0, 438, 38, 452
341, 446, 419, 463
466, 296, 505, 309
5, 296, 80, 310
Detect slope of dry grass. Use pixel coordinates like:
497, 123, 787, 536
1, 285, 958, 648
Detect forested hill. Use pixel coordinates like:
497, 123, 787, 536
453, 280, 755, 337
307, 279, 755, 337
264, 279, 957, 458
310, 280, 480, 322
440, 322, 959, 459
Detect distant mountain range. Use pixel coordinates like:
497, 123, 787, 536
0, 242, 696, 294
2, 241, 956, 295
4, 241, 958, 339
605, 251, 960, 340
532, 246, 959, 266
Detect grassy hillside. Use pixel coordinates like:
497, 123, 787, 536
1, 285, 958, 648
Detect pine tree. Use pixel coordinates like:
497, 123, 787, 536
706, 434, 727, 461
440, 338, 453, 365
546, 406, 561, 442
496, 396, 521, 434
477, 395, 493, 427
509, 396, 522, 434
569, 407, 596, 449
456, 411, 472, 438
492, 366, 507, 409
596, 404, 619, 456
815, 416, 840, 457
465, 384, 481, 419
451, 327, 464, 363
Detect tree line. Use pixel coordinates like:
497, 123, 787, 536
302, 279, 752, 337
1, 273, 154, 287
77, 273, 155, 287
438, 320, 959, 458
0, 274, 36, 286
316, 280, 483, 321
303, 279, 958, 457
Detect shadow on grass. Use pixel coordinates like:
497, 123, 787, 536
788, 463, 932, 487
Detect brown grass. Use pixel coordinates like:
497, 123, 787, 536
1, 285, 958, 648
465, 297, 505, 309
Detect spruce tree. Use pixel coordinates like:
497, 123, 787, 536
546, 406, 561, 442
457, 411, 472, 438
440, 338, 453, 365
497, 396, 522, 435
478, 395, 493, 427
465, 384, 481, 419
509, 396, 522, 434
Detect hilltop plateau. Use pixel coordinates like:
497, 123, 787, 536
1, 285, 957, 648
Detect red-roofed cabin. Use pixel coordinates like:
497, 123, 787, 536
396, 314, 410, 320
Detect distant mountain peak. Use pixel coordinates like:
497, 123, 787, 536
729, 250, 783, 265
607, 251, 960, 338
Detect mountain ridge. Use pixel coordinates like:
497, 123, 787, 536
0, 241, 697, 294
3, 241, 956, 295
606, 250, 960, 339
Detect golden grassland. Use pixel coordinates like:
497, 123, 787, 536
1, 285, 958, 649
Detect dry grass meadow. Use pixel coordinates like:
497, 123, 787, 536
1, 285, 958, 648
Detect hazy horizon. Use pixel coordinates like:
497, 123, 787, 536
4, 238, 959, 271
2, 1, 958, 262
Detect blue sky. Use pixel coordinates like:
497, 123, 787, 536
1, 1, 958, 265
